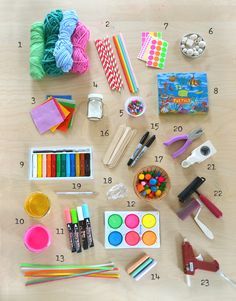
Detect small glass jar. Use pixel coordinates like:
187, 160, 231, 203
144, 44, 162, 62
87, 93, 104, 121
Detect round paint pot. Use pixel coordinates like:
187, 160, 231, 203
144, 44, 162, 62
180, 33, 206, 59
24, 224, 51, 253
125, 96, 146, 117
108, 231, 123, 246
24, 192, 51, 218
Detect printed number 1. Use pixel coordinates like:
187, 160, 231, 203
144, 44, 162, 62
164, 23, 168, 29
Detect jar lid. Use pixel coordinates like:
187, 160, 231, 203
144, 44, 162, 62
88, 93, 103, 100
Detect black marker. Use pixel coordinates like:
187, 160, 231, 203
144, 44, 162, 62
82, 204, 94, 248
127, 131, 149, 166
70, 208, 82, 253
77, 206, 88, 250
130, 135, 156, 167
64, 208, 76, 252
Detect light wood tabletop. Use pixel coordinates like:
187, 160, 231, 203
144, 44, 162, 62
1, 0, 236, 300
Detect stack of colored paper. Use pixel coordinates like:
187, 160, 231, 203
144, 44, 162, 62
20, 263, 120, 286
137, 31, 168, 69
30, 95, 76, 134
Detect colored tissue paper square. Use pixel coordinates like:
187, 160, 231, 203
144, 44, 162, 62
47, 95, 76, 132
144, 39, 168, 69
157, 72, 209, 114
50, 102, 71, 132
56, 101, 76, 132
141, 31, 162, 46
30, 99, 65, 134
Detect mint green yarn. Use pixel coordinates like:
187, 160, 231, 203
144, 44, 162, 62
42, 10, 64, 76
30, 22, 45, 80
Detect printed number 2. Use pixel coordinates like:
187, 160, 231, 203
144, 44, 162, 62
105, 21, 110, 27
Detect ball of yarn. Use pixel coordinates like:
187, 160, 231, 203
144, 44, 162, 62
30, 22, 45, 80
42, 10, 64, 76
54, 10, 78, 72
70, 22, 90, 74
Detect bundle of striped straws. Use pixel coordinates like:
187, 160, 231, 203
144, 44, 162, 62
95, 37, 123, 92
20, 262, 119, 286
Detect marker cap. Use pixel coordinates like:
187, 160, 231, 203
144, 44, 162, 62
82, 204, 90, 218
70, 208, 78, 223
77, 206, 84, 221
64, 208, 72, 223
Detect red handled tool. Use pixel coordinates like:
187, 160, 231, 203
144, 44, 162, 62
182, 238, 219, 286
196, 192, 223, 218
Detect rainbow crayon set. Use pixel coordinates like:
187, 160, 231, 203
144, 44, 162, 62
29, 147, 93, 180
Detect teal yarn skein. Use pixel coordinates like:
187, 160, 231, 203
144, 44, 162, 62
30, 22, 45, 80
54, 10, 78, 72
42, 10, 64, 76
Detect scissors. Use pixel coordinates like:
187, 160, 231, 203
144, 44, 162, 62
163, 128, 204, 158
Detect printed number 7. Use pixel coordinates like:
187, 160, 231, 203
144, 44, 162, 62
164, 23, 168, 30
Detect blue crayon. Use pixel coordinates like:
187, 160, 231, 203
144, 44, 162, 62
70, 154, 76, 177
66, 154, 70, 177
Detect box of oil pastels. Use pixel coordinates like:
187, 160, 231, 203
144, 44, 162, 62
104, 211, 160, 249
29, 146, 93, 180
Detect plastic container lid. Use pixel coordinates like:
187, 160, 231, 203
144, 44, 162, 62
24, 224, 51, 253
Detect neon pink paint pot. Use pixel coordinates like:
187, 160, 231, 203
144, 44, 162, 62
125, 231, 140, 246
24, 224, 51, 253
125, 214, 139, 229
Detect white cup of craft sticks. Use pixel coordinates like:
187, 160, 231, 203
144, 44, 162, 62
21, 9, 236, 288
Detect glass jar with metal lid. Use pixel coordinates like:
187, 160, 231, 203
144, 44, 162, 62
87, 93, 104, 121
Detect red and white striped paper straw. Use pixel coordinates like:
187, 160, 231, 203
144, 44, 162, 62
95, 39, 115, 90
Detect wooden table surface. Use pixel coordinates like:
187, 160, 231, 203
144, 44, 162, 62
1, 1, 236, 300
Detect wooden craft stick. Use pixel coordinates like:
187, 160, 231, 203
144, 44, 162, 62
109, 128, 136, 168
103, 125, 125, 165
107, 127, 131, 166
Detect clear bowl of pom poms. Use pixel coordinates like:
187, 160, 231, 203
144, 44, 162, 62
180, 33, 206, 58
133, 165, 170, 201
125, 96, 146, 117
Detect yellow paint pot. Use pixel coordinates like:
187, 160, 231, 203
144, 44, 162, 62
24, 192, 50, 218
